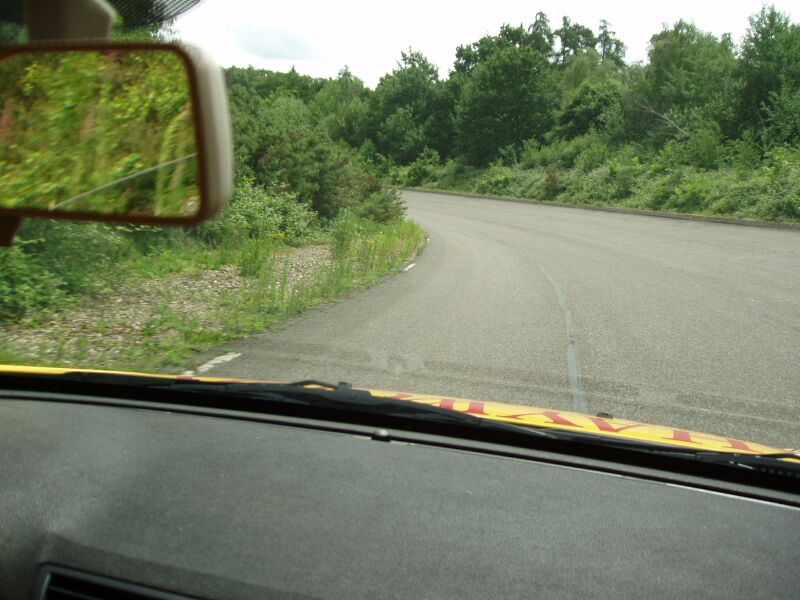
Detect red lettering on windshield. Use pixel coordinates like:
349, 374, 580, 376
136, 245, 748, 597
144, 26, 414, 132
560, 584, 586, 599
501, 410, 579, 428
391, 394, 491, 416
586, 417, 645, 434
436, 398, 489, 416
666, 429, 756, 452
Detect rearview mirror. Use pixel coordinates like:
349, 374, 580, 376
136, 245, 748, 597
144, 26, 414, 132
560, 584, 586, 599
0, 42, 232, 225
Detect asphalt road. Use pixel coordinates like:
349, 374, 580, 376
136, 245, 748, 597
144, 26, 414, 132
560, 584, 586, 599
185, 191, 800, 449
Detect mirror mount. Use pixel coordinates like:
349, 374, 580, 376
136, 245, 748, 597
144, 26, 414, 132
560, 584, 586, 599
0, 218, 21, 247
0, 0, 115, 246
25, 0, 114, 41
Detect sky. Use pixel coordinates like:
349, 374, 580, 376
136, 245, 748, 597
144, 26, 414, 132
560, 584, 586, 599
174, 1, 795, 88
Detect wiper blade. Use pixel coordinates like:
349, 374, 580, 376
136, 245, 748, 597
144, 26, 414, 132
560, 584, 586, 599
598, 442, 800, 475
154, 377, 559, 439
0, 370, 553, 437
692, 450, 800, 470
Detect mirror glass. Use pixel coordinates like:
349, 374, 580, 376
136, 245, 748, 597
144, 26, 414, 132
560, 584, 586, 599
0, 47, 200, 218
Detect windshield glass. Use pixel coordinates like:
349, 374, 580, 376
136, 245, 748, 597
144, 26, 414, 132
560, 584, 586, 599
1, 0, 799, 452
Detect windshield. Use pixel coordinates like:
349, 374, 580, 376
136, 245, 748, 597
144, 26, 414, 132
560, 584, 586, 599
1, 0, 799, 452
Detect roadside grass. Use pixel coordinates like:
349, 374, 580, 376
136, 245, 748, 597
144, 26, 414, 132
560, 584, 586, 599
1, 214, 426, 373
121, 216, 425, 372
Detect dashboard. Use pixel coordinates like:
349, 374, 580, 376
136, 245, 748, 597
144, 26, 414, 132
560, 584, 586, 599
1, 396, 798, 599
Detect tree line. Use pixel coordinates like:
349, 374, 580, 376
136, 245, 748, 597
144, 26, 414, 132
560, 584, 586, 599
231, 6, 797, 221
325, 6, 798, 167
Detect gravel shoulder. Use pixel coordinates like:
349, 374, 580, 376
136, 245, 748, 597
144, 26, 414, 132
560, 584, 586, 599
2, 244, 332, 368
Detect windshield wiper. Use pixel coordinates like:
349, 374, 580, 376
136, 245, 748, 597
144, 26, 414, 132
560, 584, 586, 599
159, 378, 559, 438
14, 371, 555, 439
574, 438, 800, 476
678, 449, 800, 471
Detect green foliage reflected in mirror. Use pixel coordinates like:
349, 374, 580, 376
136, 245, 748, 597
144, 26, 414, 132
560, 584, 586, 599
0, 47, 199, 217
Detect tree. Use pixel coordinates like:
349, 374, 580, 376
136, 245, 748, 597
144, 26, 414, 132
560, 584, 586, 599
556, 80, 622, 139
368, 50, 446, 164
453, 17, 553, 76
596, 20, 625, 66
455, 47, 554, 165
737, 6, 800, 144
554, 17, 596, 64
309, 67, 370, 147
636, 21, 738, 140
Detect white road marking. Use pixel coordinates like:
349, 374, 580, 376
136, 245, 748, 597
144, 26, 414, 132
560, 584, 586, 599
537, 265, 587, 413
403, 262, 417, 271
189, 352, 243, 375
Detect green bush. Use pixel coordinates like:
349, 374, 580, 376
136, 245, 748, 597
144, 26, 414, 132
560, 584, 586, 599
751, 193, 800, 221
16, 220, 133, 294
475, 162, 513, 195
190, 179, 319, 246
541, 163, 563, 199
506, 168, 546, 200
404, 148, 441, 186
574, 138, 611, 172
559, 166, 614, 204
521, 134, 606, 170
0, 242, 64, 319
724, 131, 761, 172
606, 157, 640, 199
666, 174, 713, 212
336, 165, 406, 223
654, 124, 724, 171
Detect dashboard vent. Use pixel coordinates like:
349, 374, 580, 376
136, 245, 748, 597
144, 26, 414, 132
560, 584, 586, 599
35, 565, 198, 600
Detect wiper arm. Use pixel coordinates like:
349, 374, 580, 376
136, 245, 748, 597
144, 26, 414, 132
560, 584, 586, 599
0, 370, 555, 438
143, 377, 558, 439
691, 450, 800, 470
595, 441, 800, 475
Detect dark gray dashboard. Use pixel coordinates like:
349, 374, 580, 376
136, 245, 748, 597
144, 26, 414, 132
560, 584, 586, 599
1, 398, 798, 599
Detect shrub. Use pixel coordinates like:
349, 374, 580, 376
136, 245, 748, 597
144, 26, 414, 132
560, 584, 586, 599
574, 138, 610, 172
521, 134, 606, 170
751, 194, 800, 221
666, 174, 713, 212
557, 166, 609, 204
190, 179, 318, 246
16, 220, 133, 294
404, 148, 441, 187
352, 187, 406, 223
0, 242, 64, 319
606, 158, 638, 199
685, 125, 723, 170
654, 124, 724, 171
475, 162, 512, 195
708, 172, 764, 215
630, 168, 688, 210
724, 130, 761, 172
338, 166, 406, 223
541, 163, 563, 199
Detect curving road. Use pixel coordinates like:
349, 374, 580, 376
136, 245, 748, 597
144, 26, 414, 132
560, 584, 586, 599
185, 190, 800, 449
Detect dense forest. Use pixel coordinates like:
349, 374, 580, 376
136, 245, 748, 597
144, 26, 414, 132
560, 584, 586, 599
230, 6, 798, 221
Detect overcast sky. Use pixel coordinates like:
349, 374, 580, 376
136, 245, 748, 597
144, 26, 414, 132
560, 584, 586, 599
174, 1, 795, 88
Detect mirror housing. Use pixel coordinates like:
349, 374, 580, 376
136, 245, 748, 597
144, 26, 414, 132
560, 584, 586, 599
0, 41, 232, 232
